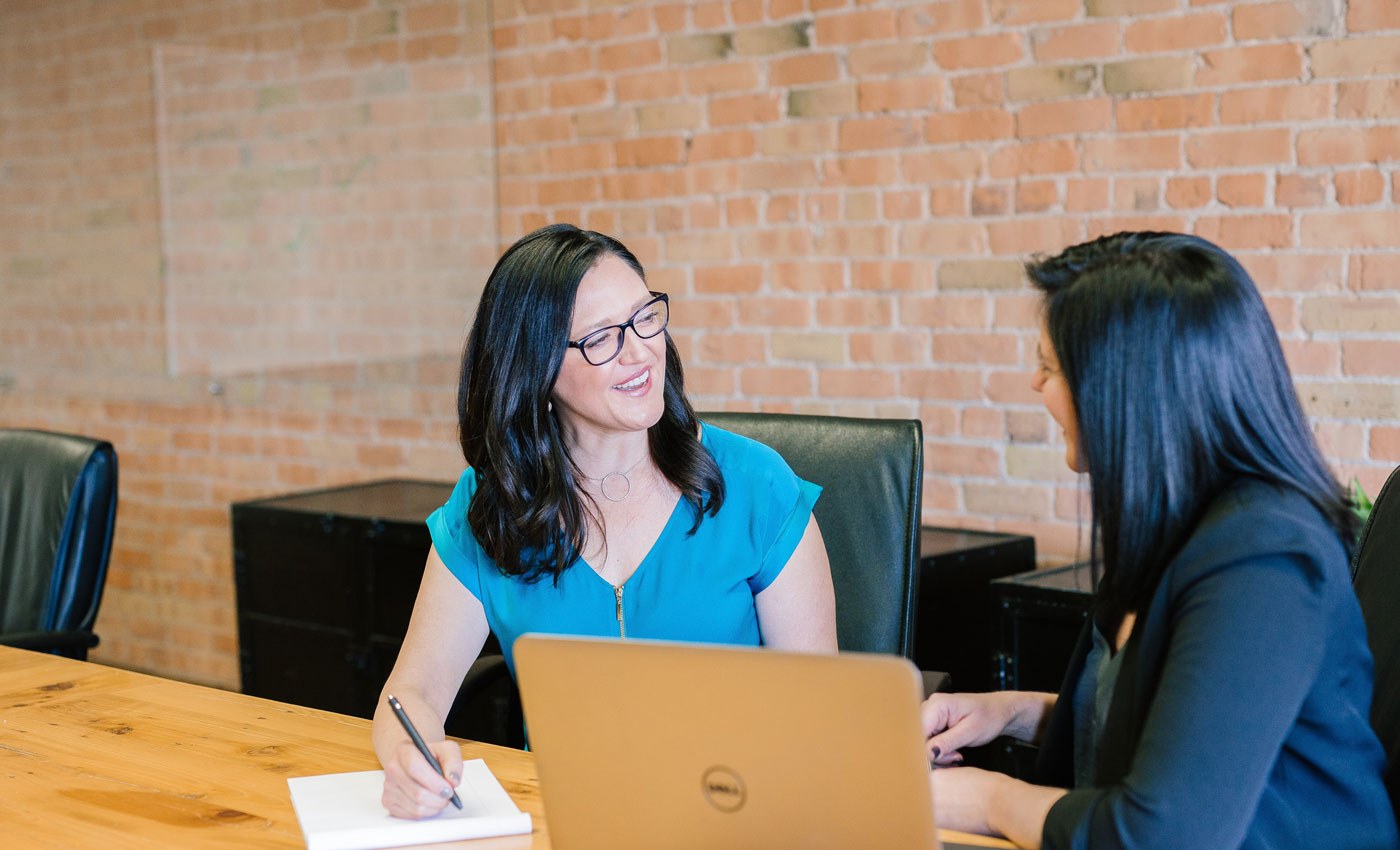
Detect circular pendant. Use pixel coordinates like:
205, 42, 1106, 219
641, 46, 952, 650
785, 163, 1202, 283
600, 471, 631, 502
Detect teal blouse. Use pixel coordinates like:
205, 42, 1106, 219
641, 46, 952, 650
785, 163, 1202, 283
426, 423, 822, 674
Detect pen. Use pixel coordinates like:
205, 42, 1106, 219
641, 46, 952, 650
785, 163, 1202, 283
386, 694, 463, 810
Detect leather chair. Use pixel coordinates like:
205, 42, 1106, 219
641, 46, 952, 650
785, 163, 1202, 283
446, 412, 945, 746
1351, 463, 1400, 815
0, 428, 118, 660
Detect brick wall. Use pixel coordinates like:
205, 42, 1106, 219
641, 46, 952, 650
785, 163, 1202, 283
3, 0, 1399, 687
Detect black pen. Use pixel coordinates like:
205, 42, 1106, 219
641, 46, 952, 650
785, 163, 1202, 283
386, 694, 463, 810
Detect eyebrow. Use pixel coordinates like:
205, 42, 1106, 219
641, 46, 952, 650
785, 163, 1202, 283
573, 295, 655, 336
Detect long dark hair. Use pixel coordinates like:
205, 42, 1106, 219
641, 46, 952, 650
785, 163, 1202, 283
458, 223, 724, 582
1026, 231, 1356, 621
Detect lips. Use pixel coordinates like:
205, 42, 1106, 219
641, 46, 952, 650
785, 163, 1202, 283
612, 368, 650, 392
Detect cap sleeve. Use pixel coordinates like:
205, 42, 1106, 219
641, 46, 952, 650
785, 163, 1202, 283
425, 468, 485, 601
747, 467, 822, 594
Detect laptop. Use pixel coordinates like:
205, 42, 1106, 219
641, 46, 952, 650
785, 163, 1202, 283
514, 634, 984, 850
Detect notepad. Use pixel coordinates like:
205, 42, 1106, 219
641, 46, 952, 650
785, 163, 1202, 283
287, 758, 532, 850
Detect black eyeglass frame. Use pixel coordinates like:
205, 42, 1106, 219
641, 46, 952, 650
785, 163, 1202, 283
566, 292, 670, 366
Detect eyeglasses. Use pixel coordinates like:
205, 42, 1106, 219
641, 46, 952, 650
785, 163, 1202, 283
567, 292, 670, 366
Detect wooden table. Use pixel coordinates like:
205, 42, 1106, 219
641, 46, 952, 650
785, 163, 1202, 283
0, 647, 1012, 848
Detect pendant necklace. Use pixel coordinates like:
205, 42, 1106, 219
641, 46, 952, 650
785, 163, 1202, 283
585, 454, 648, 502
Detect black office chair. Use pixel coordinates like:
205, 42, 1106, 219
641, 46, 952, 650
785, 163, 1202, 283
0, 428, 118, 660
446, 412, 945, 746
1351, 463, 1400, 816
701, 413, 930, 657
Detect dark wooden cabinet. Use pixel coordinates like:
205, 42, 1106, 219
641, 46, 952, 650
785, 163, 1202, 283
916, 526, 1036, 693
967, 561, 1095, 779
990, 560, 1094, 693
232, 479, 453, 718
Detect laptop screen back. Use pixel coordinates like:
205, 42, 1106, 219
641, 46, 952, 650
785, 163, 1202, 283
514, 634, 939, 850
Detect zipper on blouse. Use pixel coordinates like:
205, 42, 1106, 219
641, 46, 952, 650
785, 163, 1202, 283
614, 584, 626, 639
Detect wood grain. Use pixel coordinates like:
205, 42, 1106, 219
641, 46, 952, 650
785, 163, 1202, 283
0, 646, 1010, 848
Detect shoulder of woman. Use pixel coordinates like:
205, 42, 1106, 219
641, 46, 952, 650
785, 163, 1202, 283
1168, 478, 1346, 591
699, 421, 792, 477
445, 464, 482, 506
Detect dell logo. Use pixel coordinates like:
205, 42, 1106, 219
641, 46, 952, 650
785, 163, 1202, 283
700, 766, 747, 813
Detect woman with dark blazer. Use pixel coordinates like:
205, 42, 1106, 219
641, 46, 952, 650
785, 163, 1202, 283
923, 232, 1397, 849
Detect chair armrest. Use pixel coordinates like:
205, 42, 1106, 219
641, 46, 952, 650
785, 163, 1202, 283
0, 630, 100, 654
921, 669, 951, 699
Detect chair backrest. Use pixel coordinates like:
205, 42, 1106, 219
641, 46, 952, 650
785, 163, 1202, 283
0, 429, 118, 641
701, 412, 923, 658
1352, 463, 1400, 815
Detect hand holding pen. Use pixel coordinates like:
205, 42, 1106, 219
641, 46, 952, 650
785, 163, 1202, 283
384, 694, 464, 815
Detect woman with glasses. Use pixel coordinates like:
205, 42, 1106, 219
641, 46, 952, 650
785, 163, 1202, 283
921, 232, 1396, 849
373, 224, 837, 818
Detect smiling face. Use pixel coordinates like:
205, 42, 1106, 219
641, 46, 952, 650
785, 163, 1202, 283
551, 253, 667, 447
1032, 321, 1084, 474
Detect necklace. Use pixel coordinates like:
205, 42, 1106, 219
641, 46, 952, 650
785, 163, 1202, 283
583, 454, 648, 502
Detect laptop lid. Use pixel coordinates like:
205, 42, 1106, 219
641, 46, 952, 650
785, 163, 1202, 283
514, 634, 940, 850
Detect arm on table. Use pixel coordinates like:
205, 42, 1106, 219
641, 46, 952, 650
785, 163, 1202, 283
373, 545, 490, 819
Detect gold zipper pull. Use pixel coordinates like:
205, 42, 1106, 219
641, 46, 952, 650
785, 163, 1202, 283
614, 584, 626, 639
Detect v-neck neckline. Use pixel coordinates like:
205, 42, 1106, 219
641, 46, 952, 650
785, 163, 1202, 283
578, 490, 687, 590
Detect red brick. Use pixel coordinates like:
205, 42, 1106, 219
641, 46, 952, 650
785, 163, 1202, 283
1193, 214, 1292, 250
1348, 0, 1400, 32
1311, 36, 1400, 77
819, 368, 897, 398
741, 366, 813, 396
690, 130, 756, 161
1114, 178, 1160, 212
1016, 180, 1059, 213
858, 78, 940, 113
1338, 80, 1400, 120
988, 139, 1078, 177
988, 0, 1078, 25
1301, 212, 1400, 248
1166, 176, 1212, 209
1335, 170, 1385, 206
1083, 136, 1182, 171
812, 9, 898, 45
1217, 173, 1267, 208
1016, 98, 1111, 138
1197, 44, 1303, 86
1351, 255, 1400, 292
951, 73, 1004, 109
1124, 12, 1227, 53
709, 93, 781, 126
1343, 341, 1400, 377
896, 0, 985, 36
932, 33, 1023, 69
1218, 84, 1331, 124
770, 53, 841, 87
924, 108, 1015, 143
852, 260, 930, 291
1232, 1, 1305, 40
1275, 174, 1328, 208
838, 117, 922, 151
1186, 128, 1291, 168
1031, 22, 1120, 62
987, 217, 1083, 254
901, 368, 984, 401
1065, 178, 1109, 212
848, 42, 928, 77
1298, 128, 1400, 167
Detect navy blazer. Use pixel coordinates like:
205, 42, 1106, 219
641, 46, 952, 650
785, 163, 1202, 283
1038, 479, 1398, 850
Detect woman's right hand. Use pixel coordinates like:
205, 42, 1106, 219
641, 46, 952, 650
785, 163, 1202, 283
922, 691, 1045, 767
380, 738, 465, 820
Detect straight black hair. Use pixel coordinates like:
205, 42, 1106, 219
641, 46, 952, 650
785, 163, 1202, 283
458, 223, 724, 583
1026, 231, 1356, 621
